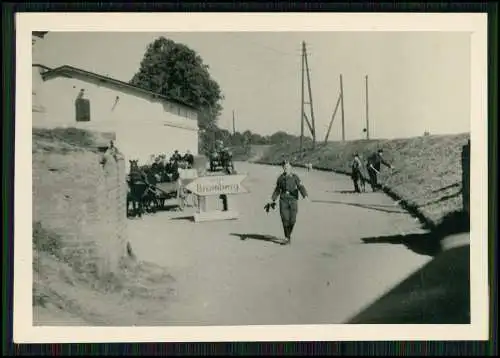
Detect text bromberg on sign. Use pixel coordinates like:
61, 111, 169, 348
185, 175, 248, 196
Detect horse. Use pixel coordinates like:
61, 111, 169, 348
142, 168, 163, 213
220, 150, 235, 175
127, 160, 150, 218
209, 151, 220, 172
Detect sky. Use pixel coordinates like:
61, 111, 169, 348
35, 31, 471, 140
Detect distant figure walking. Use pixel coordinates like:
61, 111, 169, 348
270, 160, 309, 245
350, 152, 366, 193
366, 149, 394, 192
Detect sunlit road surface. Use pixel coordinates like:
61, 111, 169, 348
127, 162, 433, 326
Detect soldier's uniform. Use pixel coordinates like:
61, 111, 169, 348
184, 152, 195, 168
366, 150, 392, 191
271, 169, 308, 244
171, 150, 182, 163
351, 154, 364, 193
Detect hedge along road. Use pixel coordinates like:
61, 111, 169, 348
126, 161, 432, 326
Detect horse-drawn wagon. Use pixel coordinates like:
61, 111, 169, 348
126, 155, 209, 218
208, 144, 235, 174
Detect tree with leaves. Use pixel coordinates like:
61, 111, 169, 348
130, 37, 224, 130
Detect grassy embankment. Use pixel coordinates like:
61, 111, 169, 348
253, 133, 470, 232
230, 145, 273, 162
32, 128, 175, 325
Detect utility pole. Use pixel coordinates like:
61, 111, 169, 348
303, 43, 316, 149
299, 41, 317, 151
300, 42, 305, 153
232, 110, 236, 135
324, 91, 342, 144
365, 75, 370, 140
340, 74, 345, 142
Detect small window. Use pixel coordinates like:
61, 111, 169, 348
75, 98, 91, 122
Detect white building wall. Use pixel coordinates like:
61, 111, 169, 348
32, 36, 46, 115
33, 75, 199, 168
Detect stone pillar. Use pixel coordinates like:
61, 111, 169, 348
97, 139, 127, 275
115, 152, 128, 262
32, 35, 47, 119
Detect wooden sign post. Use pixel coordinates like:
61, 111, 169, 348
177, 168, 199, 210
185, 174, 248, 222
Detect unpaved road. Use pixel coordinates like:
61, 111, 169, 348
127, 162, 433, 326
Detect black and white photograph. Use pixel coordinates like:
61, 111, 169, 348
15, 13, 488, 342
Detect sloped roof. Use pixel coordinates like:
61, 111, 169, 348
40, 65, 198, 111
33, 31, 49, 38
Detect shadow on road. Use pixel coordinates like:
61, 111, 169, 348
312, 199, 407, 214
346, 244, 470, 324
326, 190, 376, 194
362, 232, 443, 257
170, 215, 195, 222
361, 210, 470, 257
230, 233, 284, 245
157, 204, 184, 212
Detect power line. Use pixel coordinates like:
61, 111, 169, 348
226, 33, 302, 57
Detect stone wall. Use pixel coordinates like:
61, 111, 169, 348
32, 129, 129, 279
96, 142, 128, 275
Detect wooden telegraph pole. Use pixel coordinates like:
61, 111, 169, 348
299, 41, 317, 151
340, 74, 346, 142
303, 43, 316, 149
324, 88, 342, 144
300, 42, 305, 152
365, 75, 370, 140
232, 110, 236, 135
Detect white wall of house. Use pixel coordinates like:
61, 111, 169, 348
32, 36, 46, 116
32, 73, 200, 168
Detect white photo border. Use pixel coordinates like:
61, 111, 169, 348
14, 12, 489, 343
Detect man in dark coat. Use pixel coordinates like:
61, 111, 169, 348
366, 149, 393, 192
183, 150, 195, 168
271, 160, 309, 245
171, 150, 182, 163
350, 152, 365, 193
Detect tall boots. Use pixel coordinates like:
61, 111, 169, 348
281, 222, 296, 245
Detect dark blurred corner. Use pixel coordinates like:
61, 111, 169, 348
360, 210, 470, 257
350, 210, 471, 324
346, 244, 470, 324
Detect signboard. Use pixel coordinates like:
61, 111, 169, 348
185, 175, 248, 197
178, 168, 198, 180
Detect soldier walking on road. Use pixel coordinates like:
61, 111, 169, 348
350, 152, 365, 193
366, 149, 394, 192
270, 160, 309, 246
